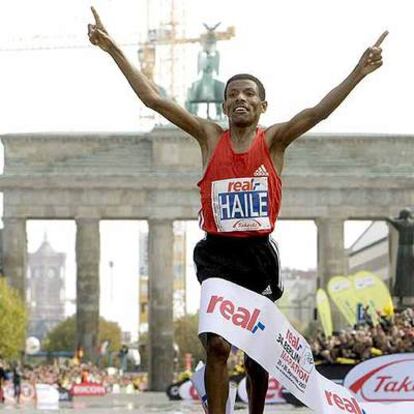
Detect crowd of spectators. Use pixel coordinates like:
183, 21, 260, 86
1, 307, 413, 403
309, 307, 414, 364
0, 359, 147, 401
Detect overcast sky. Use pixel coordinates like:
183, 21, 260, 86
1, 0, 413, 133
2, 0, 411, 337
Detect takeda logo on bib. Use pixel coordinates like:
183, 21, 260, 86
206, 295, 265, 334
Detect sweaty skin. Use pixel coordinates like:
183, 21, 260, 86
88, 8, 387, 414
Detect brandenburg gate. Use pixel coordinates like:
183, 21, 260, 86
1, 129, 413, 389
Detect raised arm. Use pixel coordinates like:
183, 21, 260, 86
87, 7, 222, 148
266, 31, 388, 150
384, 217, 395, 226
385, 217, 403, 231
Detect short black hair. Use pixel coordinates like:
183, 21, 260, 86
224, 73, 266, 101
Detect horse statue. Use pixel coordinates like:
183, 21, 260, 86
185, 23, 225, 120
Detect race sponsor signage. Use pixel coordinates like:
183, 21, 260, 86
211, 177, 271, 232
323, 388, 362, 413
344, 353, 414, 402
237, 376, 285, 404
178, 379, 201, 401
360, 401, 414, 414
35, 384, 60, 408
166, 379, 187, 401
70, 382, 106, 396
206, 294, 266, 334
316, 288, 333, 337
3, 382, 36, 403
198, 278, 414, 414
351, 271, 394, 319
169, 375, 286, 405
190, 363, 237, 414
275, 327, 314, 392
327, 276, 359, 326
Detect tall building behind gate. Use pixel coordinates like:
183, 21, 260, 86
27, 234, 66, 340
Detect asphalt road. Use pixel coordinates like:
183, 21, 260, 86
0, 392, 312, 413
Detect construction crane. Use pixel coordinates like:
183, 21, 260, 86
138, 25, 235, 85
0, 28, 139, 52
139, 0, 235, 102
0, 0, 235, 122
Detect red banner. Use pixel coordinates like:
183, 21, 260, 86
70, 382, 106, 396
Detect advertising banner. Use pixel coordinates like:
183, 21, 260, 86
351, 271, 394, 322
344, 353, 414, 402
316, 289, 333, 337
3, 382, 35, 403
237, 376, 285, 404
35, 384, 59, 409
178, 378, 202, 401
327, 276, 359, 326
198, 278, 413, 414
190, 364, 237, 413
70, 382, 106, 396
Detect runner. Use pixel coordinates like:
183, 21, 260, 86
87, 9, 386, 414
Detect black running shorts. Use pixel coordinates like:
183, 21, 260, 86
193, 234, 284, 302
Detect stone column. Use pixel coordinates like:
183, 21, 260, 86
2, 218, 27, 298
316, 217, 346, 289
316, 217, 347, 329
148, 219, 174, 391
387, 223, 398, 293
76, 218, 100, 362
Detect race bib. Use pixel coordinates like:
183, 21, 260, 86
211, 177, 271, 232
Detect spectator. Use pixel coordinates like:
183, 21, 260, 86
0, 360, 6, 403
310, 306, 414, 364
12, 363, 22, 404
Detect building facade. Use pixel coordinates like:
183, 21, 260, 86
347, 221, 392, 285
27, 235, 66, 340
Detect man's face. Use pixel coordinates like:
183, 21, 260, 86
223, 79, 267, 127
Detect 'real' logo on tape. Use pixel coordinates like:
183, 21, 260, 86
206, 295, 265, 334
324, 390, 366, 414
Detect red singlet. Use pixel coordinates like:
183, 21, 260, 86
197, 128, 282, 237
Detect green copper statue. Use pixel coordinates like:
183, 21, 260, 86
185, 23, 225, 120
386, 208, 414, 304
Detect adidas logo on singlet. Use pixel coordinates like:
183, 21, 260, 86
253, 164, 269, 177
261, 285, 273, 296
